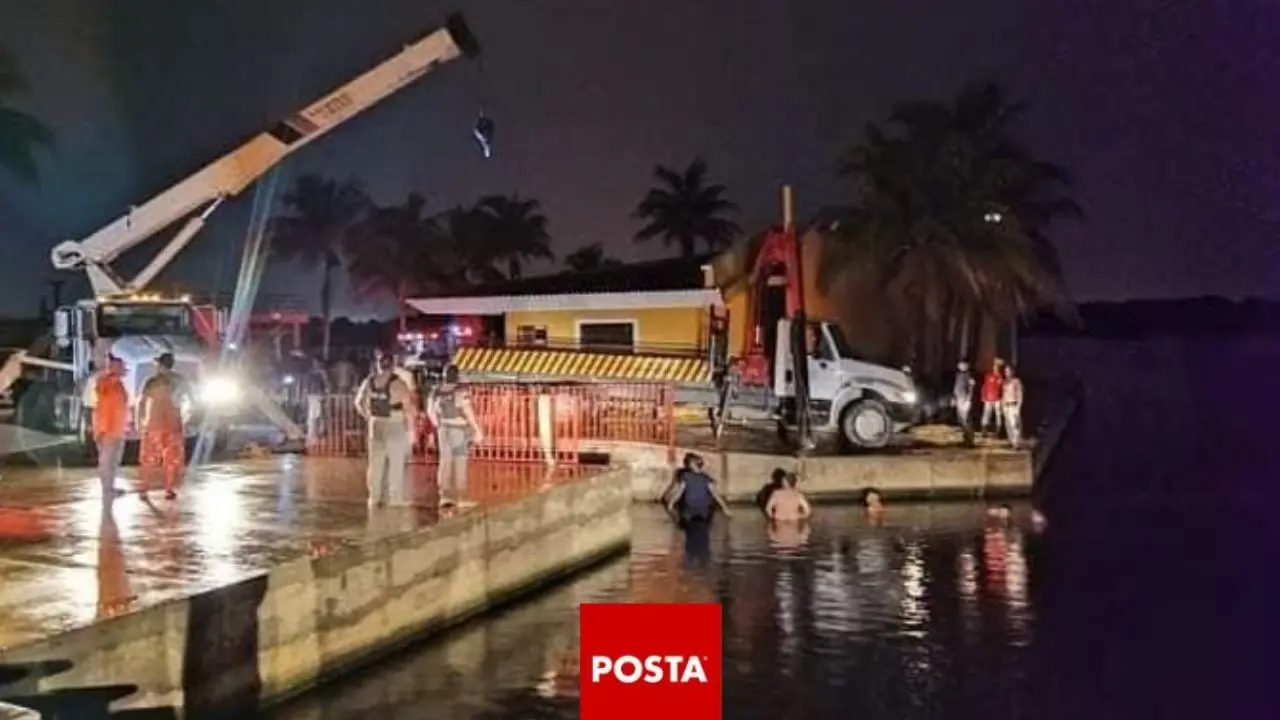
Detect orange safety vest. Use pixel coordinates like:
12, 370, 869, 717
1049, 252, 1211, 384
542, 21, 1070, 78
93, 372, 129, 439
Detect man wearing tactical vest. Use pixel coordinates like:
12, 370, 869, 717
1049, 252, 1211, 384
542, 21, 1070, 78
355, 352, 418, 507
427, 364, 484, 509
138, 353, 189, 500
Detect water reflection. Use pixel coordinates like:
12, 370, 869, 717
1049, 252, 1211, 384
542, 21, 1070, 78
273, 502, 1051, 720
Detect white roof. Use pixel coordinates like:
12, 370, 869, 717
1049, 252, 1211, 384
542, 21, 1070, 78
405, 288, 723, 315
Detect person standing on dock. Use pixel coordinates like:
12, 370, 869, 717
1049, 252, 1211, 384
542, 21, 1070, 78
1001, 364, 1025, 449
952, 360, 975, 446
427, 364, 484, 510
137, 353, 188, 500
355, 352, 418, 508
87, 355, 129, 500
980, 357, 1006, 437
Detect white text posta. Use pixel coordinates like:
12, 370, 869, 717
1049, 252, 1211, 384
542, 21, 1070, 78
590, 655, 709, 684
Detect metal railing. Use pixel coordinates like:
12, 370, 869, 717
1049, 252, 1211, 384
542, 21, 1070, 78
304, 382, 676, 463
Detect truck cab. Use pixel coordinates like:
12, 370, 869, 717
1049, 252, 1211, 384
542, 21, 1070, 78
772, 319, 920, 449
46, 295, 244, 441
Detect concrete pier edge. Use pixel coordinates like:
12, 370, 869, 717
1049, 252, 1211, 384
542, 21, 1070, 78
0, 467, 633, 717
595, 441, 1037, 505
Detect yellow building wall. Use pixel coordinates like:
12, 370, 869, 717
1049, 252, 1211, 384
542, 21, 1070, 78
505, 306, 709, 351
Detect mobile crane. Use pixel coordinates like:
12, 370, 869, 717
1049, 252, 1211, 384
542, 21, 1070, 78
0, 13, 480, 453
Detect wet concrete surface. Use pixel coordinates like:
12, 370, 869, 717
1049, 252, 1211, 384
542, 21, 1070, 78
0, 456, 594, 652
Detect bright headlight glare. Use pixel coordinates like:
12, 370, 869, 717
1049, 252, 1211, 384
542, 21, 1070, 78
902, 390, 919, 404
198, 375, 242, 405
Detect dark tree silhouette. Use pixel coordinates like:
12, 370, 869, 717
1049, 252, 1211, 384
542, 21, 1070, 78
474, 194, 554, 279
0, 47, 52, 183
267, 175, 370, 359
633, 158, 741, 257
440, 204, 505, 285
564, 243, 622, 272
827, 82, 1080, 373
345, 193, 456, 329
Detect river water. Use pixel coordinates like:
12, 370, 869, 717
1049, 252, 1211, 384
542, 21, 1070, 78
271, 337, 1279, 720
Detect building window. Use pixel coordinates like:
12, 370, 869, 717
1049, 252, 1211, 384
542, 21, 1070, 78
577, 321, 636, 353
515, 324, 548, 347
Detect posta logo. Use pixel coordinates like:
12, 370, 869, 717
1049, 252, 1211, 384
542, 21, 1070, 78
579, 603, 722, 720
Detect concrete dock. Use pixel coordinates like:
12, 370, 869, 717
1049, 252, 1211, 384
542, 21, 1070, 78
588, 422, 1033, 504
0, 458, 631, 717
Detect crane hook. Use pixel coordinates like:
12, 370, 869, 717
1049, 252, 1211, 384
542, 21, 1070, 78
473, 112, 495, 159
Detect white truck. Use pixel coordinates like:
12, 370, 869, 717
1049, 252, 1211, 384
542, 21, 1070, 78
0, 13, 480, 454
705, 317, 920, 450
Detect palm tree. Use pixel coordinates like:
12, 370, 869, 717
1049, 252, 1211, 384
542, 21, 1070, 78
826, 83, 1080, 375
0, 46, 53, 183
267, 174, 370, 359
564, 243, 623, 272
633, 158, 741, 257
346, 193, 455, 330
475, 194, 554, 279
440, 204, 506, 285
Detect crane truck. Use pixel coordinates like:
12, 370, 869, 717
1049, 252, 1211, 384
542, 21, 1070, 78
0, 13, 480, 455
452, 192, 922, 451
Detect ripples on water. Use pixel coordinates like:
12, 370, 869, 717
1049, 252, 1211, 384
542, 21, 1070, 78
273, 504, 1070, 720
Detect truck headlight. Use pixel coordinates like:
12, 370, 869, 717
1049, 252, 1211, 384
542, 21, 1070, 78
901, 389, 919, 404
197, 375, 243, 407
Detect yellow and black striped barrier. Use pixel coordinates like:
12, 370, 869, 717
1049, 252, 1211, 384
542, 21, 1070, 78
453, 347, 712, 385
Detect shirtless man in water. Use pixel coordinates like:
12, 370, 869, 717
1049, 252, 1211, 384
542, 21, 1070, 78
765, 472, 812, 522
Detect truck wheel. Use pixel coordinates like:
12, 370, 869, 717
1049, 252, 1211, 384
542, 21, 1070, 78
840, 399, 892, 451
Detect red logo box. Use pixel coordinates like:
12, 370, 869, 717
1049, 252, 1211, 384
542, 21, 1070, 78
579, 603, 723, 720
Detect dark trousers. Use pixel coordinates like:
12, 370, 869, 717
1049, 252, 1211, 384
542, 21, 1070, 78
682, 515, 712, 563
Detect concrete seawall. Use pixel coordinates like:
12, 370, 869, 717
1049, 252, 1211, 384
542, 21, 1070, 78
0, 467, 632, 717
599, 442, 1034, 503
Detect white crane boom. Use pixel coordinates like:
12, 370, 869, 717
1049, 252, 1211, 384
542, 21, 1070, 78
50, 13, 479, 295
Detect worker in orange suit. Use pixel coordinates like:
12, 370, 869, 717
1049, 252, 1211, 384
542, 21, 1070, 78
137, 353, 188, 500
88, 355, 130, 501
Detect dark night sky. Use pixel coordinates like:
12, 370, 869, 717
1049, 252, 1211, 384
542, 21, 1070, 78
0, 0, 1277, 317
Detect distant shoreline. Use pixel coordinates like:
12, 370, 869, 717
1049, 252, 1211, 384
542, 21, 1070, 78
1027, 296, 1280, 339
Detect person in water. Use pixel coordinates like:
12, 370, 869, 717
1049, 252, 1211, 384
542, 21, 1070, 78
666, 456, 733, 527
658, 452, 702, 507
765, 472, 812, 522
861, 487, 885, 520
755, 468, 787, 514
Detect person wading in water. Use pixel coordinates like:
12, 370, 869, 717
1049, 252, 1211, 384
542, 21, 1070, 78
665, 455, 733, 563
137, 353, 188, 500
427, 364, 484, 509
657, 452, 702, 507
355, 352, 417, 507
765, 472, 812, 522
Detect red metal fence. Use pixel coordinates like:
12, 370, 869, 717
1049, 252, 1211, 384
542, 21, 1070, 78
305, 382, 675, 464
